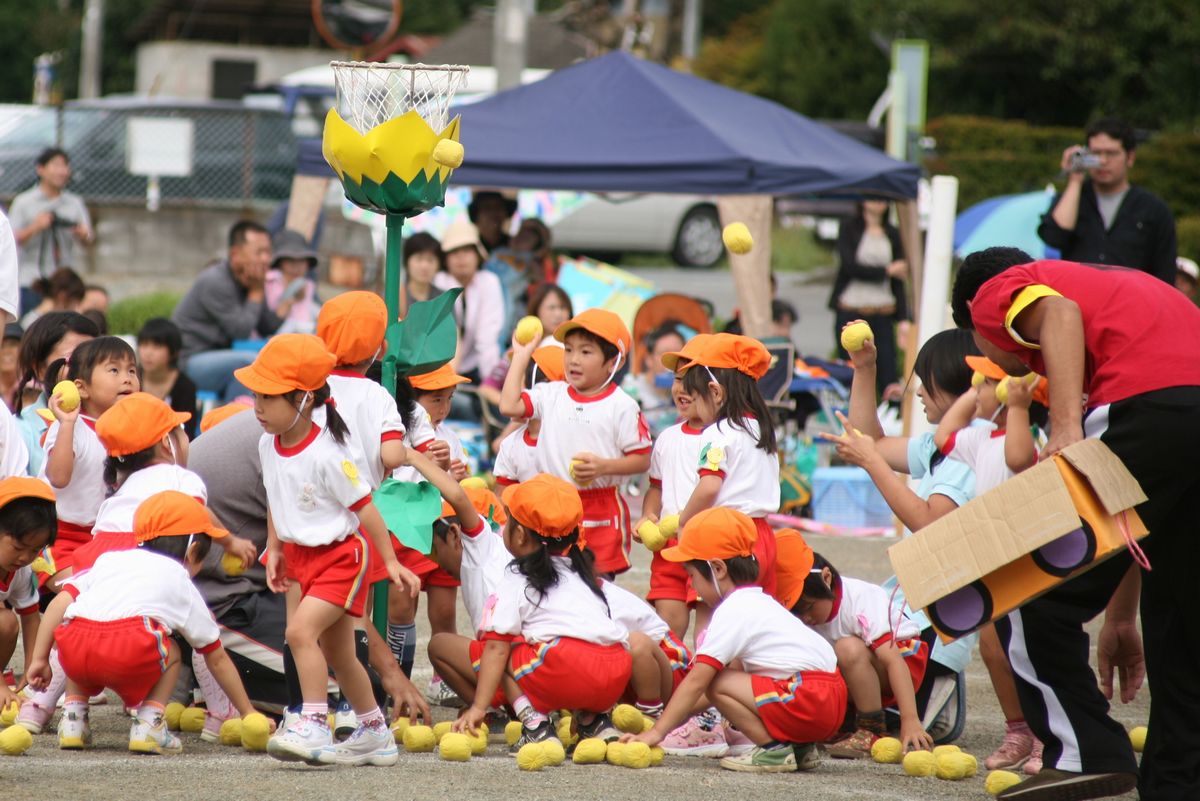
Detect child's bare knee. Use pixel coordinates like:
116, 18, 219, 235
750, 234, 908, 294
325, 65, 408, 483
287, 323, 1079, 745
627, 632, 653, 656
834, 637, 870, 664
0, 609, 19, 641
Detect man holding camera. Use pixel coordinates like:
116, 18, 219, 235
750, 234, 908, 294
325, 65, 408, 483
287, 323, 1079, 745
1038, 117, 1176, 284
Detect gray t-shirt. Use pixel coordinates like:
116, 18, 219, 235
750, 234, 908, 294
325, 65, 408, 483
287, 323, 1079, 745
1096, 188, 1129, 231
7, 185, 91, 286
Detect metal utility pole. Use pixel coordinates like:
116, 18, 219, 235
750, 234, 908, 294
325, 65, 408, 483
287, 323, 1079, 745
681, 0, 701, 62
79, 0, 104, 98
494, 0, 532, 91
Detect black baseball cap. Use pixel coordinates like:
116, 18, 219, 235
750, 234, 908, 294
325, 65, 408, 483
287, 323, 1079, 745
3, 323, 22, 341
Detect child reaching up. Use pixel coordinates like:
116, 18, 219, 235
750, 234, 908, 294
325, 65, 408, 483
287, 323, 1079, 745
234, 334, 420, 767
624, 507, 844, 774
26, 491, 260, 755
0, 479, 56, 711
500, 309, 652, 576
493, 345, 565, 487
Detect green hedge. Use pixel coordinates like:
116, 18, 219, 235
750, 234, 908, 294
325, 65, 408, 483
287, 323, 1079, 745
1177, 215, 1200, 261
107, 292, 181, 336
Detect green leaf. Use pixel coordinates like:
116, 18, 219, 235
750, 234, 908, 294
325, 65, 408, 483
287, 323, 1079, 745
385, 289, 462, 377
373, 479, 445, 555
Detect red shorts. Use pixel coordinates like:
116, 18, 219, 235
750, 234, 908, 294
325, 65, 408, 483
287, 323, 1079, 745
393, 541, 460, 590
39, 521, 93, 585
647, 547, 697, 604
70, 532, 137, 576
751, 518, 778, 599
55, 616, 185, 707
285, 530, 387, 618
659, 632, 693, 692
510, 636, 631, 714
578, 487, 632, 575
877, 636, 930, 709
752, 669, 847, 744
468, 638, 511, 710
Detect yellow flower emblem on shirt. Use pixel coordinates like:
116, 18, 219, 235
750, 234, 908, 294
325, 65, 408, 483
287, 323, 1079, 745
342, 459, 361, 485
702, 446, 726, 472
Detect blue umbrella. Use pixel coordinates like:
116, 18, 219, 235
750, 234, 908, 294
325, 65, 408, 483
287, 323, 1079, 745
954, 189, 1060, 260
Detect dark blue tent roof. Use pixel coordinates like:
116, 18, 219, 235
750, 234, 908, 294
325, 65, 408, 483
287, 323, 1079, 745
451, 51, 918, 198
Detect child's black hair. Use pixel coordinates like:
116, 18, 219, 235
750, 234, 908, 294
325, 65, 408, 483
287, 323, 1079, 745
1028, 400, 1050, 429
104, 442, 160, 488
563, 328, 619, 364
286, 383, 349, 445
644, 321, 684, 353
511, 524, 609, 613
796, 552, 841, 606
681, 365, 777, 453
950, 247, 1032, 329
0, 497, 57, 548
15, 311, 99, 412
432, 517, 457, 542
140, 533, 213, 565
403, 231, 445, 270
42, 335, 137, 393
909, 329, 981, 472
686, 555, 760, 586
137, 317, 183, 368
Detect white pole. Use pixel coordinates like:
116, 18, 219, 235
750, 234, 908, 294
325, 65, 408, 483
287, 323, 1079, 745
79, 0, 104, 99
681, 0, 701, 62
494, 0, 532, 91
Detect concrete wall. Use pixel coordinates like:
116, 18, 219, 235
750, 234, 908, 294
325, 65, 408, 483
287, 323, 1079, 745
136, 41, 338, 100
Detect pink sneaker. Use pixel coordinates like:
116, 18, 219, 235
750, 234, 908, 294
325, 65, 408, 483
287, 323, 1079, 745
722, 722, 756, 757
986, 722, 1035, 770
16, 701, 54, 734
661, 716, 728, 758
1024, 738, 1044, 775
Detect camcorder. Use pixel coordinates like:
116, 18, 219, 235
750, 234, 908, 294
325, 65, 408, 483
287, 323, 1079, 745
1068, 148, 1103, 172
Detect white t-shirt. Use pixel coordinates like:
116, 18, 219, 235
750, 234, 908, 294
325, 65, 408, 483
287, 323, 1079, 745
942, 421, 1015, 494
811, 576, 920, 648
482, 556, 628, 647
63, 549, 221, 652
40, 418, 106, 526
0, 402, 28, 479
697, 587, 836, 678
391, 409, 440, 484
493, 425, 539, 486
521, 382, 651, 489
322, 372, 406, 491
602, 579, 670, 642
649, 421, 706, 515
435, 421, 466, 466
697, 418, 780, 517
92, 464, 208, 535
259, 426, 371, 547
459, 518, 510, 635
0, 211, 19, 323
0, 565, 39, 614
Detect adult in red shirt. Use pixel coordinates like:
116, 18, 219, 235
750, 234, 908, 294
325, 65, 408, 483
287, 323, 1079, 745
951, 247, 1200, 801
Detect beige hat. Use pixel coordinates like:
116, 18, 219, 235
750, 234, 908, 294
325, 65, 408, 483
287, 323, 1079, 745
1177, 257, 1199, 282
440, 219, 488, 262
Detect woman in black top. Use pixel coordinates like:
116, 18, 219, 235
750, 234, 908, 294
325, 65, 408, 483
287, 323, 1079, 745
138, 317, 198, 438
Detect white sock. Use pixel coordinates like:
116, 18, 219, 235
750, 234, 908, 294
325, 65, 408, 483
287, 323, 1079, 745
512, 695, 547, 727
191, 650, 236, 722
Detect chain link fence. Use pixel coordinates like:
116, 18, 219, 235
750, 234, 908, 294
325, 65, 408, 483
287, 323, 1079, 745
0, 101, 297, 208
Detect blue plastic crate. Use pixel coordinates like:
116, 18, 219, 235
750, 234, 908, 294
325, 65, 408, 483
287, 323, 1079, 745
811, 466, 894, 528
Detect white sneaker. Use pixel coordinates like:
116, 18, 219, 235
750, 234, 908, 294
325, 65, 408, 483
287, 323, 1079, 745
268, 713, 332, 766
425, 675, 464, 709
129, 717, 182, 755
320, 722, 399, 766
333, 699, 357, 741
58, 709, 91, 749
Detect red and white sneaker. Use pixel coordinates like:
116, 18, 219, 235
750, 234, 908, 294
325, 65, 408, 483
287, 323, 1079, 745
985, 722, 1035, 770
661, 715, 728, 758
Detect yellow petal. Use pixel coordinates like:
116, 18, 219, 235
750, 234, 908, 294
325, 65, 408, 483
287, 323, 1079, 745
322, 109, 458, 186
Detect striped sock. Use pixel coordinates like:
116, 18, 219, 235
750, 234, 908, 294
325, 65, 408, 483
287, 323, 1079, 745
386, 622, 417, 677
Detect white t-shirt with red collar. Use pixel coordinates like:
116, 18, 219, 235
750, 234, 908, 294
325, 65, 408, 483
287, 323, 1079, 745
696, 418, 780, 517
259, 425, 372, 548
0, 565, 39, 616
521, 382, 651, 488
40, 417, 106, 527
602, 579, 670, 641
810, 576, 921, 650
391, 409, 443, 484
459, 518, 510, 634
696, 586, 835, 679
63, 549, 221, 653
92, 463, 208, 536
324, 370, 406, 490
648, 421, 706, 514
940, 420, 1016, 494
493, 424, 539, 487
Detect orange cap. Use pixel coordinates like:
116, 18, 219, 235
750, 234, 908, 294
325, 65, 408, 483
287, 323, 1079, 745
1032, 376, 1050, 407
133, 491, 229, 544
501, 474, 583, 539
199, 401, 252, 434
964, 355, 1007, 382
661, 507, 758, 562
554, 309, 631, 360
772, 528, 815, 610
97, 392, 191, 457
0, 477, 55, 508
531, 345, 565, 382
661, 333, 715, 372
441, 485, 507, 526
234, 334, 335, 396
680, 333, 771, 379
410, 362, 471, 391
317, 291, 387, 365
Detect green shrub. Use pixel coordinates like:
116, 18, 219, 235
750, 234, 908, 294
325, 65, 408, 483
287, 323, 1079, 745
107, 292, 181, 336
1176, 215, 1200, 261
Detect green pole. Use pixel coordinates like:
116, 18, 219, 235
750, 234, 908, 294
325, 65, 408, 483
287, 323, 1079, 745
372, 212, 405, 637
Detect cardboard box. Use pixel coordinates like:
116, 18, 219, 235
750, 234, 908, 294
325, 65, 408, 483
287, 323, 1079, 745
889, 439, 1148, 642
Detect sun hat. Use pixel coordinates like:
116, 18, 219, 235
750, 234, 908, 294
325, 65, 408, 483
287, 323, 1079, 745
409, 362, 471, 391
0, 477, 55, 508
133, 491, 229, 544
270, 229, 318, 269
554, 309, 632, 359
233, 334, 335, 396
661, 507, 758, 563
96, 393, 191, 457
677, 333, 770, 380
440, 219, 488, 262
501, 474, 584, 539
660, 333, 716, 372
317, 291, 387, 365
440, 484, 507, 526
772, 528, 815, 610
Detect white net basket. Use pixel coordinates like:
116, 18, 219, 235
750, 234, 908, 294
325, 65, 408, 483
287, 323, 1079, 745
330, 62, 470, 134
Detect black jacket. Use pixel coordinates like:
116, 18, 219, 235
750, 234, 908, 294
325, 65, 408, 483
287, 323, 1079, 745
827, 217, 909, 320
1037, 183, 1176, 284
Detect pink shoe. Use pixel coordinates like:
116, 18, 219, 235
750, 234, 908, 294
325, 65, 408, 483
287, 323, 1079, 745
200, 714, 225, 744
16, 701, 54, 735
722, 722, 756, 757
986, 722, 1035, 770
1024, 738, 1044, 775
661, 716, 729, 758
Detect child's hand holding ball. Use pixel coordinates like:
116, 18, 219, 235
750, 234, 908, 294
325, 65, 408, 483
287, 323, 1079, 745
839, 320, 878, 370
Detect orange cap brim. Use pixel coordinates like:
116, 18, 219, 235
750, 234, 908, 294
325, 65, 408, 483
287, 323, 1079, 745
410, 373, 471, 391
233, 364, 300, 396
964, 355, 1008, 382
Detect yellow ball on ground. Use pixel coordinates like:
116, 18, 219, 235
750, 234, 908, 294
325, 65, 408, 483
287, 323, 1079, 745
164, 702, 185, 731
985, 769, 1023, 796
403, 725, 437, 753
218, 718, 243, 746
606, 741, 627, 766
638, 520, 668, 552
722, 222, 754, 255
840, 320, 874, 353
433, 721, 454, 742
932, 744, 961, 757
0, 702, 17, 727
468, 726, 489, 755
572, 737, 607, 764
649, 745, 665, 766
958, 752, 978, 776
439, 732, 472, 762
390, 717, 411, 743
1130, 725, 1147, 752
0, 724, 33, 755
556, 717, 577, 746
657, 514, 679, 538
517, 741, 547, 771
514, 315, 544, 346
641, 717, 655, 733
540, 738, 566, 766
624, 741, 652, 769
934, 751, 971, 780
902, 749, 936, 777
179, 707, 206, 733
52, 380, 80, 413
505, 720, 524, 746
241, 712, 271, 752
221, 551, 247, 577
612, 704, 646, 734
432, 139, 465, 169
870, 736, 904, 764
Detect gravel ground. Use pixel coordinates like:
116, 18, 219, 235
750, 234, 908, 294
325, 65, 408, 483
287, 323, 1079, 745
9, 535, 1145, 801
